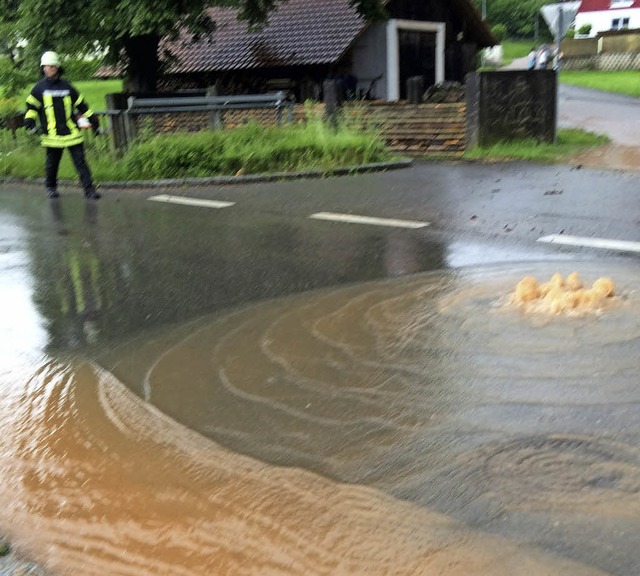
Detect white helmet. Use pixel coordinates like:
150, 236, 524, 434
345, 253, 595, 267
40, 51, 61, 67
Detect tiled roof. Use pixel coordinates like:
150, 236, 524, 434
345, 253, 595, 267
579, 0, 640, 11
165, 0, 367, 73
164, 0, 495, 75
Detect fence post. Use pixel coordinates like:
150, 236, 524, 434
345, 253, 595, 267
465, 72, 480, 150
323, 79, 342, 128
121, 95, 139, 147
407, 76, 425, 104
206, 85, 223, 130
275, 91, 285, 125
104, 93, 129, 151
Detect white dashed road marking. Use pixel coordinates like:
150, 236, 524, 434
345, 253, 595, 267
148, 195, 235, 209
309, 212, 430, 229
538, 234, 640, 254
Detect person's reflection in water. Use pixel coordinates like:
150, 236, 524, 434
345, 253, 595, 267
49, 197, 68, 237
37, 200, 104, 351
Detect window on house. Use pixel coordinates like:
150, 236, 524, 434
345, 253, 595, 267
610, 0, 634, 7
611, 17, 630, 29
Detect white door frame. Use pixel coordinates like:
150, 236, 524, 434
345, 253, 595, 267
386, 18, 446, 101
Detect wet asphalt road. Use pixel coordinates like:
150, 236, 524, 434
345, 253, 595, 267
2, 159, 640, 357
559, 83, 640, 146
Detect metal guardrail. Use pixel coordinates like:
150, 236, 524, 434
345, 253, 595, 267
126, 91, 293, 115
97, 91, 296, 149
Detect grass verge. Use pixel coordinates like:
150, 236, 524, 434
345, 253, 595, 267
560, 71, 640, 98
464, 128, 609, 163
501, 39, 535, 64
0, 118, 395, 182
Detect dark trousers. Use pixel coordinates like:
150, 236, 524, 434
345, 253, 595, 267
45, 144, 94, 191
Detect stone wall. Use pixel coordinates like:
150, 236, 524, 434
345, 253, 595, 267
466, 70, 557, 147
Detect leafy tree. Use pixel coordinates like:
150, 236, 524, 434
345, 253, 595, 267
1, 0, 386, 93
491, 23, 507, 43
472, 0, 573, 39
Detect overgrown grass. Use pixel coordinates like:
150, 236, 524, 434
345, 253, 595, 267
560, 71, 640, 98
0, 117, 393, 182
464, 128, 609, 162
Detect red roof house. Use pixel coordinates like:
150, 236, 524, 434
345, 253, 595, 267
575, 0, 640, 35
578, 0, 640, 11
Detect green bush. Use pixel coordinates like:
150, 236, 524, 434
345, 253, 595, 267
0, 97, 22, 121
0, 119, 393, 181
62, 57, 104, 81
122, 121, 389, 179
578, 23, 592, 36
0, 56, 31, 98
492, 24, 507, 43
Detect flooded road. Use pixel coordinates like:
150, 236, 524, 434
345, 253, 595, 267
1, 179, 639, 575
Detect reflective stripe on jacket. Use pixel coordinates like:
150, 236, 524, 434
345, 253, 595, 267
24, 77, 96, 148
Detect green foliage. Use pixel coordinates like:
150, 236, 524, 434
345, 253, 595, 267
0, 120, 393, 181
501, 39, 534, 61
464, 129, 609, 162
2, 0, 386, 90
560, 71, 640, 98
0, 539, 10, 556
123, 121, 389, 178
0, 55, 30, 98
565, 26, 575, 39
72, 80, 123, 109
578, 23, 592, 36
473, 0, 552, 39
349, 0, 387, 21
62, 57, 103, 81
0, 97, 21, 120
492, 24, 507, 43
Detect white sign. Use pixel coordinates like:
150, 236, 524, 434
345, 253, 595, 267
541, 1, 582, 40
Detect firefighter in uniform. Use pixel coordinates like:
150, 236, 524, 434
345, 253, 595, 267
24, 51, 101, 199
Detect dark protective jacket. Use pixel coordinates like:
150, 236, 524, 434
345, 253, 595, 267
24, 76, 97, 148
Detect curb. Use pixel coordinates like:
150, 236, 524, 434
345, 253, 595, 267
1, 159, 414, 190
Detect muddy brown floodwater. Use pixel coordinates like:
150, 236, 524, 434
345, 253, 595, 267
1, 262, 639, 575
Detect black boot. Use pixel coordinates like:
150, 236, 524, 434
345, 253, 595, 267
46, 188, 59, 198
84, 186, 101, 200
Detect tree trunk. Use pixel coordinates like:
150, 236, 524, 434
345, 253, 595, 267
123, 34, 160, 93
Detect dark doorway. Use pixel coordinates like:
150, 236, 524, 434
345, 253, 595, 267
398, 29, 436, 99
